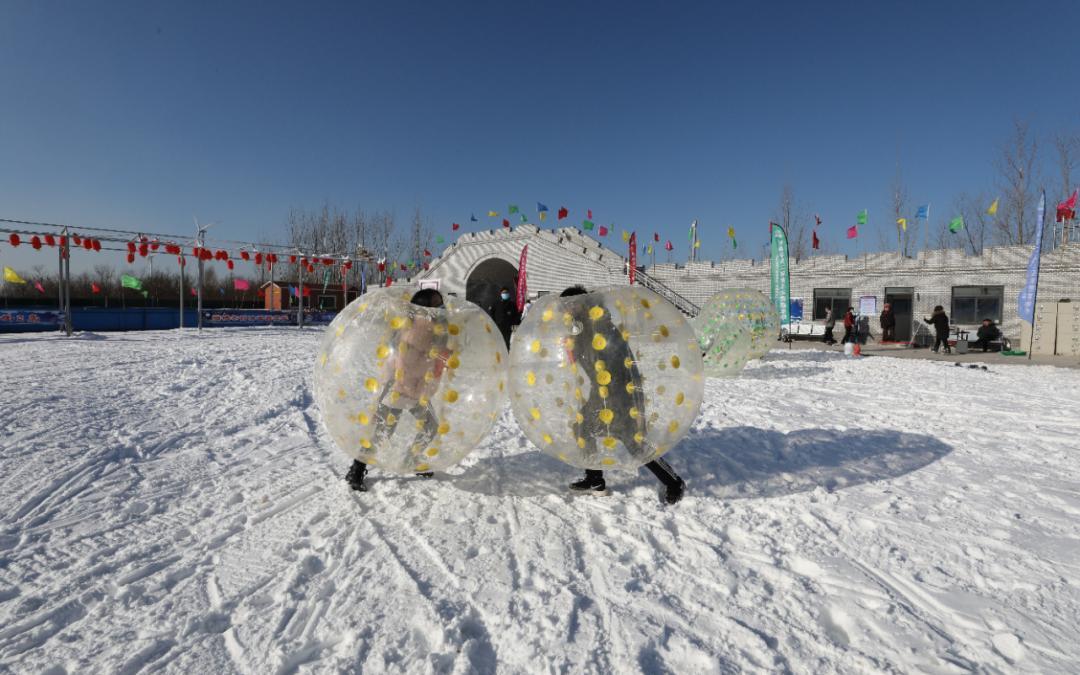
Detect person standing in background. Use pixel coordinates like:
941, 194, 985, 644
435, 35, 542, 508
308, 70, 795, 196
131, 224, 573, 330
924, 305, 952, 354
880, 303, 896, 342
841, 307, 855, 344
822, 308, 836, 345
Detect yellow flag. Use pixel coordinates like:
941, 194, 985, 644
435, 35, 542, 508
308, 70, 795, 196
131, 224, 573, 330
539, 211, 546, 222
487, 210, 498, 217
693, 240, 701, 248
3, 266, 27, 284
897, 217, 907, 231
988, 198, 999, 216
727, 226, 735, 238
621, 231, 630, 243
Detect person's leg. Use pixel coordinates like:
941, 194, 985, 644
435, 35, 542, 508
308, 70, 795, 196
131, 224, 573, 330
644, 458, 685, 504
409, 403, 441, 476
346, 459, 367, 491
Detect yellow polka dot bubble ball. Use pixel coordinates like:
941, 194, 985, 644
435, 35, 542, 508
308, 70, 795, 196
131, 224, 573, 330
509, 286, 704, 471
694, 289, 780, 361
313, 287, 508, 475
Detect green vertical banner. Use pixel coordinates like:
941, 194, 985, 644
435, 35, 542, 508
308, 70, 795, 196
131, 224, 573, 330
769, 222, 791, 324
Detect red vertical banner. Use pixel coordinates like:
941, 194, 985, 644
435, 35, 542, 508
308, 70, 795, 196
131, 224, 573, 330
628, 232, 637, 285
516, 245, 528, 313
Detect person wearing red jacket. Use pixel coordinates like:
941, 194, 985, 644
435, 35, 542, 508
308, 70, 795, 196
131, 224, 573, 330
841, 307, 855, 344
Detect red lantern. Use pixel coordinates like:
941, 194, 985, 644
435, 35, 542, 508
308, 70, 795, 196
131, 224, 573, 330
59, 236, 67, 247
240, 250, 250, 261
127, 242, 137, 253
92, 239, 101, 251
45, 234, 56, 247
343, 261, 352, 270
307, 264, 314, 273
127, 252, 135, 264
255, 252, 263, 265
299, 257, 306, 266
31, 235, 42, 250
8, 233, 20, 247
269, 253, 278, 264
227, 260, 234, 270
192, 246, 201, 257
139, 243, 149, 257
150, 241, 160, 251
82, 238, 93, 250
72, 235, 82, 246
323, 258, 333, 266
289, 255, 297, 264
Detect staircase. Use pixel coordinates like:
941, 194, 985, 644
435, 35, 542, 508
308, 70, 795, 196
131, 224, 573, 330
635, 269, 701, 317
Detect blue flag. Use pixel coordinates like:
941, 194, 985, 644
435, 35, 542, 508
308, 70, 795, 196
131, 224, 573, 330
470, 214, 478, 222
291, 285, 298, 298
1017, 192, 1046, 324
916, 204, 929, 219
537, 202, 548, 213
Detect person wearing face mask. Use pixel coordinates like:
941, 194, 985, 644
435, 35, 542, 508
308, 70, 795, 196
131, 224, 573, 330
491, 286, 521, 348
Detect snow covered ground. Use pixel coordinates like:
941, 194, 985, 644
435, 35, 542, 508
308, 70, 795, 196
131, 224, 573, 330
2, 328, 1079, 674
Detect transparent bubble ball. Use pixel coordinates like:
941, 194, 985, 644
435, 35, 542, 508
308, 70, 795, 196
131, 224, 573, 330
695, 289, 780, 360
313, 287, 508, 474
692, 311, 753, 377
508, 286, 704, 471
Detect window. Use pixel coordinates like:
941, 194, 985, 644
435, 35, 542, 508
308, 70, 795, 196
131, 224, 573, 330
951, 286, 1003, 324
318, 294, 337, 310
813, 288, 851, 320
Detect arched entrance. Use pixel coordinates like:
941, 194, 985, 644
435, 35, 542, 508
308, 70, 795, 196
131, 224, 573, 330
465, 257, 519, 309
466, 257, 519, 346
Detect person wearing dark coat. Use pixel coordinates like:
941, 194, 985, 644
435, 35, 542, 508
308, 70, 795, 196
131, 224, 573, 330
840, 308, 855, 344
879, 303, 897, 342
973, 319, 1001, 352
490, 286, 521, 348
923, 305, 951, 354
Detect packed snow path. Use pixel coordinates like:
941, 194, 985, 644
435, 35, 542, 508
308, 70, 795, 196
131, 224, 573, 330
2, 329, 1078, 673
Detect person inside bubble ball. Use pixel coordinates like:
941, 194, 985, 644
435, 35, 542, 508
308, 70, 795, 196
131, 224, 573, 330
559, 285, 686, 504
345, 288, 450, 492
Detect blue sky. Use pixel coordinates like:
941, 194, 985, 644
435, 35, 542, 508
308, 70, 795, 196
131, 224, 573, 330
2, 1, 1079, 273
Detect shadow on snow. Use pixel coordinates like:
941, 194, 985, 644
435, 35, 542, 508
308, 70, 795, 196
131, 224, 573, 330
453, 425, 952, 501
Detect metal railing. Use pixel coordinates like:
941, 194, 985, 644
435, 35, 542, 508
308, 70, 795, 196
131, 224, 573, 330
634, 269, 701, 317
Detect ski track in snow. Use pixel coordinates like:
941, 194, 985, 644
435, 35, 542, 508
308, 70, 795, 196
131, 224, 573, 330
1, 328, 1079, 673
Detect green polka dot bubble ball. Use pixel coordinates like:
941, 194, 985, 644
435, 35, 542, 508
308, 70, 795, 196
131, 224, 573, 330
314, 287, 508, 475
508, 286, 704, 471
694, 289, 780, 361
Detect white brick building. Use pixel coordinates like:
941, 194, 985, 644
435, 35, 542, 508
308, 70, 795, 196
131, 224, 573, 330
417, 225, 1080, 355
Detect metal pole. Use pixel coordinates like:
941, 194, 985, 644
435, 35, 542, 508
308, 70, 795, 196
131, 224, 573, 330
195, 221, 205, 331
298, 255, 305, 328
179, 257, 184, 329
62, 230, 72, 336
57, 227, 66, 329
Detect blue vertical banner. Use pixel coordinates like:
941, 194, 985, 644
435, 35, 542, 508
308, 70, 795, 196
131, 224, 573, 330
769, 223, 791, 324
1017, 191, 1046, 323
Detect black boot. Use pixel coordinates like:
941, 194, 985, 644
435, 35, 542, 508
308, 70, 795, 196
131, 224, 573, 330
570, 469, 607, 494
346, 460, 368, 492
665, 478, 686, 505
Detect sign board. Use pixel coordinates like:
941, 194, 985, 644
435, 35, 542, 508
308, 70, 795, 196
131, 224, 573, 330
0, 309, 65, 332
200, 310, 293, 327
858, 295, 877, 316
418, 279, 440, 291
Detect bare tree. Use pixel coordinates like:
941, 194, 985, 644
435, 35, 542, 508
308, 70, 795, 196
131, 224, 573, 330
92, 264, 116, 306
954, 193, 991, 256
1054, 131, 1079, 246
773, 184, 808, 262
890, 166, 918, 257
995, 119, 1039, 245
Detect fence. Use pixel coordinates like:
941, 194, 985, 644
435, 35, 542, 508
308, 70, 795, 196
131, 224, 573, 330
0, 307, 338, 333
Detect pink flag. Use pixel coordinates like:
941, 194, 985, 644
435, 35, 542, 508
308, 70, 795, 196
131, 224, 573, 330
190, 287, 197, 296
516, 245, 528, 313
34, 281, 46, 293
628, 233, 637, 285
234, 278, 250, 291
846, 225, 858, 239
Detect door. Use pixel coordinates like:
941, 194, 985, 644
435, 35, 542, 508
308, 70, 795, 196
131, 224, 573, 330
885, 287, 914, 342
